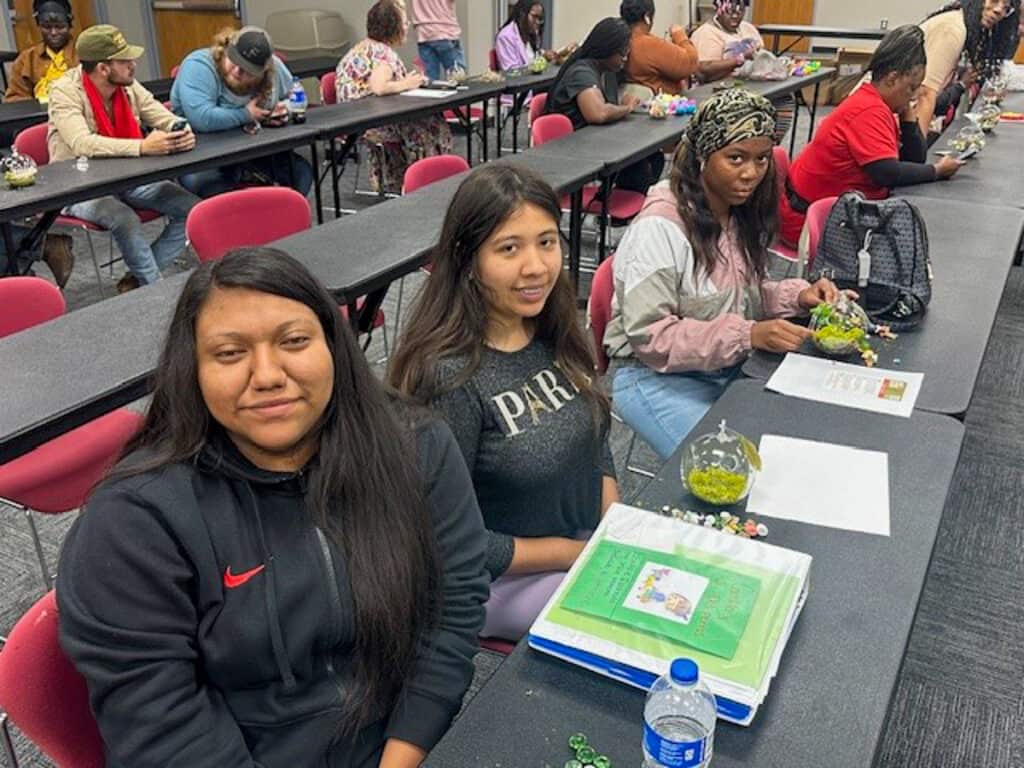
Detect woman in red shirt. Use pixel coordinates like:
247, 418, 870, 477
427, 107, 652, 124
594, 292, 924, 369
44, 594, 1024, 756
779, 25, 963, 247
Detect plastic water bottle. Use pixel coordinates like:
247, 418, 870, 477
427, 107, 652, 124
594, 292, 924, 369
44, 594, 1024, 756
642, 659, 717, 768
288, 77, 307, 124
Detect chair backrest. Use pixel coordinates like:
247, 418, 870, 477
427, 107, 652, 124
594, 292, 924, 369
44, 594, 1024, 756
0, 591, 105, 768
170, 64, 180, 78
0, 277, 65, 338
320, 71, 337, 104
531, 113, 573, 148
804, 195, 837, 270
489, 48, 499, 72
587, 255, 615, 375
14, 123, 50, 166
403, 154, 469, 194
528, 92, 548, 124
186, 187, 312, 263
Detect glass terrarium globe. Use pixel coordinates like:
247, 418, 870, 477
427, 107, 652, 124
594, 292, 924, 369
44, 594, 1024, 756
680, 420, 759, 506
979, 103, 1001, 132
809, 297, 870, 356
2, 149, 37, 188
961, 116, 986, 150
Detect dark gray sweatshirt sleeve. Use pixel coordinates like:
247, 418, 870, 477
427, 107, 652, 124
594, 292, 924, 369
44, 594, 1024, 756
385, 419, 489, 751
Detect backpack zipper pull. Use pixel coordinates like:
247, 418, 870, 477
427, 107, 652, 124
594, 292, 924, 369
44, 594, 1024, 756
857, 230, 873, 289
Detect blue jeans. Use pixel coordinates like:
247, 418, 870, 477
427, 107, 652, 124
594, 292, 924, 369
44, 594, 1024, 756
180, 152, 314, 199
612, 364, 742, 461
417, 39, 466, 81
65, 181, 199, 285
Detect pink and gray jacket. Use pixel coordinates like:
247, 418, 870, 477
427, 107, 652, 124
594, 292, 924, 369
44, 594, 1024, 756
603, 181, 809, 373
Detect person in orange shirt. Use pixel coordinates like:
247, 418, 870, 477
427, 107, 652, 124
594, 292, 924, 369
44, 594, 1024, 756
6, 0, 79, 103
620, 0, 699, 96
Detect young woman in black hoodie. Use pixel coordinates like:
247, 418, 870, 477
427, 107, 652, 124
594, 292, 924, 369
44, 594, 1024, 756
56, 248, 489, 768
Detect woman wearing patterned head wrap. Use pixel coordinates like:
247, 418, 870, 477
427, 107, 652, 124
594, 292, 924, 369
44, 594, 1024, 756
603, 89, 841, 459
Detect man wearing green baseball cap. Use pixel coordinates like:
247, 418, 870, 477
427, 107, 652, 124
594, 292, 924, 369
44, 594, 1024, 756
47, 24, 200, 293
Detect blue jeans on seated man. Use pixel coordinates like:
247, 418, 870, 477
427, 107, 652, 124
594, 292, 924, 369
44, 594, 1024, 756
179, 151, 314, 199
612, 363, 743, 461
417, 39, 467, 81
64, 181, 199, 285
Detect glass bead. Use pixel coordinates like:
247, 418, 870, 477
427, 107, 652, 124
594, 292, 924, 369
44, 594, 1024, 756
594, 756, 611, 768
563, 761, 584, 768
568, 733, 588, 750
576, 745, 597, 763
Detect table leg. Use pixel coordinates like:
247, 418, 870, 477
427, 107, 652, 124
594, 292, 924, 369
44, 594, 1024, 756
465, 109, 474, 166
2, 223, 18, 277
772, 33, 780, 55
495, 95, 503, 158
512, 93, 524, 153
569, 188, 582, 291
481, 100, 489, 162
788, 98, 800, 157
353, 285, 388, 336
808, 82, 821, 142
311, 141, 323, 225
332, 138, 342, 219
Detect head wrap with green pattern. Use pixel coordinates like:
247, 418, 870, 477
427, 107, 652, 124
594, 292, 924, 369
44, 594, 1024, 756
685, 88, 776, 162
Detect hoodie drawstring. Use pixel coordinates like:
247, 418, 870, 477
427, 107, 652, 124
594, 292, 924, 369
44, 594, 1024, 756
244, 482, 298, 691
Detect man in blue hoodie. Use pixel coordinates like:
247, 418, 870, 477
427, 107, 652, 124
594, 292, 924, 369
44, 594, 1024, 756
170, 26, 313, 198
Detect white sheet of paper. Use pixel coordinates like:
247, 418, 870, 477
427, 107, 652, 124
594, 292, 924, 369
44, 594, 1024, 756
765, 353, 923, 418
746, 435, 890, 536
400, 88, 453, 99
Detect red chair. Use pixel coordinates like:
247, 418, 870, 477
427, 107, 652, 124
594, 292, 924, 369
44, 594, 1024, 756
170, 64, 180, 78
320, 71, 337, 104
14, 123, 162, 296
392, 154, 471, 326
0, 278, 144, 590
402, 154, 469, 194
531, 113, 645, 260
185, 188, 387, 348
804, 195, 837, 271
528, 92, 548, 125
771, 146, 799, 264
587, 256, 651, 477
186, 186, 313, 263
0, 591, 105, 768
489, 48, 499, 72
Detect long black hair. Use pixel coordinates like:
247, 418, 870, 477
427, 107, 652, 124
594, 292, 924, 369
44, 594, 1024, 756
869, 25, 928, 81
543, 17, 632, 113
670, 135, 777, 281
110, 248, 441, 732
504, 0, 543, 51
388, 163, 609, 423
924, 0, 1021, 79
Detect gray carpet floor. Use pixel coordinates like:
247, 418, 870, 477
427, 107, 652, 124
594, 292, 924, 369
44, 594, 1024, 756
4, 108, 1024, 767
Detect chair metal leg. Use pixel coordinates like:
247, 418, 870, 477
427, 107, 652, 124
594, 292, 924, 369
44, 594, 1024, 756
624, 429, 655, 478
1, 713, 21, 768
392, 275, 406, 331
24, 507, 52, 591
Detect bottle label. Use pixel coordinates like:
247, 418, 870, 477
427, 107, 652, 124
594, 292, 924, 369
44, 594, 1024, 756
643, 724, 707, 767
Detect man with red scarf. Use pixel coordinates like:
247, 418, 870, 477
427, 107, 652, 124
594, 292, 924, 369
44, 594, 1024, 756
48, 25, 200, 293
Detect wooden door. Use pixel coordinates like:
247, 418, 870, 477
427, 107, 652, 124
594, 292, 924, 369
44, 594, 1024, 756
154, 8, 239, 77
11, 0, 96, 52
753, 0, 814, 54
1016, 39, 1024, 64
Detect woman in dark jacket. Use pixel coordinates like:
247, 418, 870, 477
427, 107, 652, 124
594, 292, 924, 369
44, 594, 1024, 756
56, 248, 489, 768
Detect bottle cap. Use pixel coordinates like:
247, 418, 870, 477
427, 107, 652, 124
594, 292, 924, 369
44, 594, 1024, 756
670, 658, 698, 685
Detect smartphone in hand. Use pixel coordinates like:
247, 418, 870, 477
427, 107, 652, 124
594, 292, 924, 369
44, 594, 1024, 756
170, 119, 189, 132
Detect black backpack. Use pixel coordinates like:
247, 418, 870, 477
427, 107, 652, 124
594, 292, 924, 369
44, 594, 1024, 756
812, 192, 932, 330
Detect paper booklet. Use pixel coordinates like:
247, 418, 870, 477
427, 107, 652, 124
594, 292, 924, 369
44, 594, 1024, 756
529, 503, 811, 725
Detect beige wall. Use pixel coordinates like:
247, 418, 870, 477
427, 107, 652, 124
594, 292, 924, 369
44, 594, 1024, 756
243, 1, 494, 72
104, 0, 157, 81
551, 1, 691, 50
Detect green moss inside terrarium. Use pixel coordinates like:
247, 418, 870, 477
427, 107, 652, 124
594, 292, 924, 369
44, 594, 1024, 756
813, 324, 866, 353
686, 466, 747, 505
